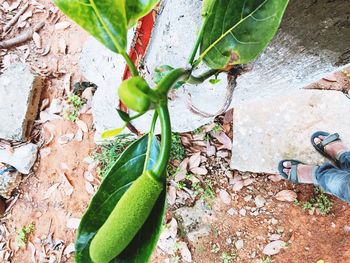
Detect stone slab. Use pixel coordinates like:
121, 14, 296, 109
0, 63, 43, 141
230, 89, 350, 174
0, 143, 38, 174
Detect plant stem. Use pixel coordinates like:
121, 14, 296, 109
155, 68, 191, 96
151, 102, 171, 178
188, 17, 208, 66
122, 51, 139, 77
188, 69, 220, 84
143, 111, 158, 172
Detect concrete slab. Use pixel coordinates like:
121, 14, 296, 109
0, 63, 43, 141
230, 89, 350, 174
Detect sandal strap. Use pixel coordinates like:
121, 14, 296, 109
319, 133, 340, 150
288, 163, 299, 184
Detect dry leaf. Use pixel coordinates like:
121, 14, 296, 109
60, 173, 74, 196
44, 183, 60, 199
168, 185, 176, 206
82, 87, 94, 100
85, 181, 95, 195
178, 157, 189, 172
243, 178, 254, 186
322, 74, 337, 82
212, 132, 232, 150
232, 180, 244, 192
206, 141, 216, 157
54, 21, 70, 30
274, 190, 297, 202
178, 241, 192, 262
75, 128, 84, 142
174, 170, 186, 182
76, 120, 88, 133
263, 240, 286, 256
58, 133, 75, 144
84, 171, 94, 182
58, 38, 67, 54
33, 32, 41, 49
66, 218, 80, 229
190, 167, 208, 175
40, 98, 50, 111
64, 242, 75, 256
188, 152, 201, 170
27, 241, 36, 263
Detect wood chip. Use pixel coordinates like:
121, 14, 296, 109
32, 32, 41, 49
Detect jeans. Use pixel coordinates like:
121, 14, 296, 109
314, 151, 350, 203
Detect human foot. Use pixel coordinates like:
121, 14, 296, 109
314, 134, 348, 160
280, 161, 316, 184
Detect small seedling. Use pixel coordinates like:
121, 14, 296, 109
221, 251, 236, 263
296, 187, 333, 215
342, 70, 350, 79
261, 257, 273, 263
212, 123, 223, 133
170, 133, 186, 162
211, 243, 221, 254
16, 223, 35, 248
64, 94, 84, 122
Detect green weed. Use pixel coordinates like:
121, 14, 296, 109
297, 187, 333, 215
94, 134, 136, 177
170, 133, 186, 162
64, 94, 85, 121
16, 223, 35, 248
261, 257, 273, 263
221, 251, 236, 263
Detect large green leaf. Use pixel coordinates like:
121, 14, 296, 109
75, 135, 166, 263
54, 0, 128, 53
126, 0, 159, 28
199, 0, 289, 69
54, 0, 159, 54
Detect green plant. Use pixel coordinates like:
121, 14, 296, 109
212, 123, 223, 133
221, 251, 236, 263
302, 188, 333, 215
262, 257, 273, 263
211, 243, 221, 254
64, 94, 84, 121
53, 0, 289, 262
170, 133, 186, 162
16, 223, 35, 248
94, 134, 135, 177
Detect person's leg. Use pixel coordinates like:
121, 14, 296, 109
337, 151, 350, 171
314, 162, 350, 204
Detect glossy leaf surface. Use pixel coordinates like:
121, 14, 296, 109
75, 135, 166, 262
126, 0, 159, 27
200, 0, 289, 69
54, 0, 159, 54
54, 0, 128, 53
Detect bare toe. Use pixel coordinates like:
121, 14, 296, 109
283, 161, 291, 168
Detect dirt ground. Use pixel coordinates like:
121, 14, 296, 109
0, 1, 350, 263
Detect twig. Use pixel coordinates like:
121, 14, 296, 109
3, 3, 30, 33
0, 21, 45, 49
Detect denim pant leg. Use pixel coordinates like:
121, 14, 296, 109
338, 151, 350, 171
314, 156, 350, 204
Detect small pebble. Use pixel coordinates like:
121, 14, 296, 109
235, 239, 244, 250
239, 208, 247, 216
255, 195, 266, 208
227, 208, 238, 216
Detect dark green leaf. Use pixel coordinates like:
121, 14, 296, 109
75, 135, 166, 263
117, 109, 132, 123
126, 0, 159, 28
53, 0, 128, 53
199, 0, 289, 69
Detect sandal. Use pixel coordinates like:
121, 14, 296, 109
311, 131, 341, 164
278, 159, 305, 184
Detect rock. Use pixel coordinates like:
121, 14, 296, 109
231, 90, 350, 173
178, 241, 192, 262
254, 195, 266, 208
219, 189, 231, 205
244, 195, 253, 202
239, 208, 247, 217
0, 143, 38, 174
158, 218, 178, 254
0, 164, 21, 199
227, 208, 237, 216
275, 190, 298, 202
0, 63, 43, 141
174, 201, 214, 243
263, 240, 286, 256
235, 239, 244, 250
